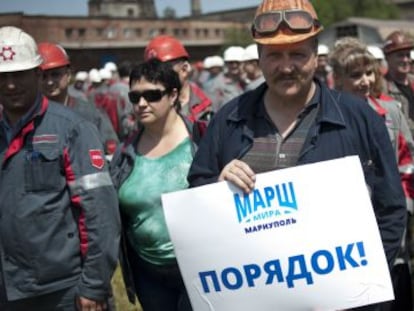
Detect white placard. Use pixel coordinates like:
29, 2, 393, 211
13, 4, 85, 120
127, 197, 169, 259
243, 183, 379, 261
162, 156, 393, 311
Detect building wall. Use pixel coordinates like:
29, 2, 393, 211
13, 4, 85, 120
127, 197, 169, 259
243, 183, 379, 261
2, 0, 414, 71
0, 14, 243, 46
88, 0, 157, 18
0, 13, 245, 70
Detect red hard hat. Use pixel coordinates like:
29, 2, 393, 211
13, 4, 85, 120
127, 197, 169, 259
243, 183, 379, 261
144, 35, 189, 62
37, 42, 70, 70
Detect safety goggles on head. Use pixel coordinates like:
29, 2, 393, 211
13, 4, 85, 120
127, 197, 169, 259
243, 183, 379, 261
128, 89, 168, 104
252, 9, 320, 38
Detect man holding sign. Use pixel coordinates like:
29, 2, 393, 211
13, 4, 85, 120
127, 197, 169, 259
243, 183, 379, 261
187, 0, 406, 309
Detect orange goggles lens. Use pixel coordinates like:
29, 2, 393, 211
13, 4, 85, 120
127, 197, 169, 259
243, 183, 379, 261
252, 10, 317, 37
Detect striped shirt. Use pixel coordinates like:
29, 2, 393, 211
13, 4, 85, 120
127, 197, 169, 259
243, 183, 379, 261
241, 86, 320, 173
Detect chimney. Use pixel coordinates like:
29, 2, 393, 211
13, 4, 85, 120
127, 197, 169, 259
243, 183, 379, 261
191, 0, 202, 16
140, 0, 157, 18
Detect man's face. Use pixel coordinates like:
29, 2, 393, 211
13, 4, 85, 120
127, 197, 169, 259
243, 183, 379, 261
316, 55, 328, 73
74, 80, 85, 91
386, 49, 412, 76
243, 60, 258, 78
41, 66, 71, 101
259, 38, 317, 99
225, 61, 242, 78
0, 68, 40, 116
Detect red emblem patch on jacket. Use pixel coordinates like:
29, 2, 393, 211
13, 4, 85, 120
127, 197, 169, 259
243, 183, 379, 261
89, 149, 104, 169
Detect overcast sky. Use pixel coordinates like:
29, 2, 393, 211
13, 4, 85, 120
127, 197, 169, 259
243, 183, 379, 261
0, 0, 262, 16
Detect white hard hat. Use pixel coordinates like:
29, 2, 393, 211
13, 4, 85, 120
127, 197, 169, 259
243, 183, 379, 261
223, 46, 245, 62
203, 55, 224, 69
99, 68, 112, 80
89, 68, 102, 83
104, 61, 117, 72
202, 56, 214, 69
0, 26, 43, 73
317, 44, 329, 56
75, 71, 88, 81
243, 44, 259, 61
210, 55, 224, 67
367, 45, 385, 60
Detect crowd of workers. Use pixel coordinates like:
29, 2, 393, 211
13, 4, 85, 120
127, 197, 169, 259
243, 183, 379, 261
0, 0, 414, 310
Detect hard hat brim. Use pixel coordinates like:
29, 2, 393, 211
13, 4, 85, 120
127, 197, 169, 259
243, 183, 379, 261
0, 56, 43, 73
253, 27, 323, 46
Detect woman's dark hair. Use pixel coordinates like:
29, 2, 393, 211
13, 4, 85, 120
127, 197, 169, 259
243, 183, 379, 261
129, 58, 182, 110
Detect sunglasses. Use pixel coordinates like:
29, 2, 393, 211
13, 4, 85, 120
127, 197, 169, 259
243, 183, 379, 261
252, 10, 320, 38
128, 89, 168, 104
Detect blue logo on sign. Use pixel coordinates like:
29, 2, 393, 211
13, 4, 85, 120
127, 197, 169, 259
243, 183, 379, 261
233, 182, 297, 224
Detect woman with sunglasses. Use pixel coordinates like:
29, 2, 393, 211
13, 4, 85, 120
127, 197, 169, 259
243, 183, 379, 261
330, 37, 414, 311
109, 58, 198, 311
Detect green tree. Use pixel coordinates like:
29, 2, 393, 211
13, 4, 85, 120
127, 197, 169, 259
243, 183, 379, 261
222, 27, 252, 51
312, 0, 400, 27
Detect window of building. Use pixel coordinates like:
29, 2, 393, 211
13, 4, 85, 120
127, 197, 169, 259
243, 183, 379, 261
336, 25, 358, 38
124, 28, 133, 38
159, 28, 166, 35
149, 29, 159, 37
135, 28, 142, 37
173, 28, 180, 36
96, 28, 104, 37
215, 28, 222, 37
78, 28, 86, 38
203, 28, 209, 37
65, 28, 73, 39
182, 28, 188, 37
195, 29, 201, 37
127, 8, 134, 17
107, 27, 117, 39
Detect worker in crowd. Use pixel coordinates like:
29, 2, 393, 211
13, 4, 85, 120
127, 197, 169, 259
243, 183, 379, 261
0, 26, 120, 311
68, 70, 88, 101
330, 37, 414, 311
188, 2, 406, 310
315, 43, 334, 88
104, 61, 119, 85
367, 45, 388, 76
383, 30, 414, 130
38, 42, 119, 155
87, 67, 123, 138
107, 60, 136, 139
144, 35, 212, 121
242, 43, 264, 91
207, 45, 246, 113
201, 55, 224, 94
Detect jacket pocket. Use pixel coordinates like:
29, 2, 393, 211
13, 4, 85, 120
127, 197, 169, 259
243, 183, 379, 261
27, 211, 82, 285
25, 148, 63, 192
